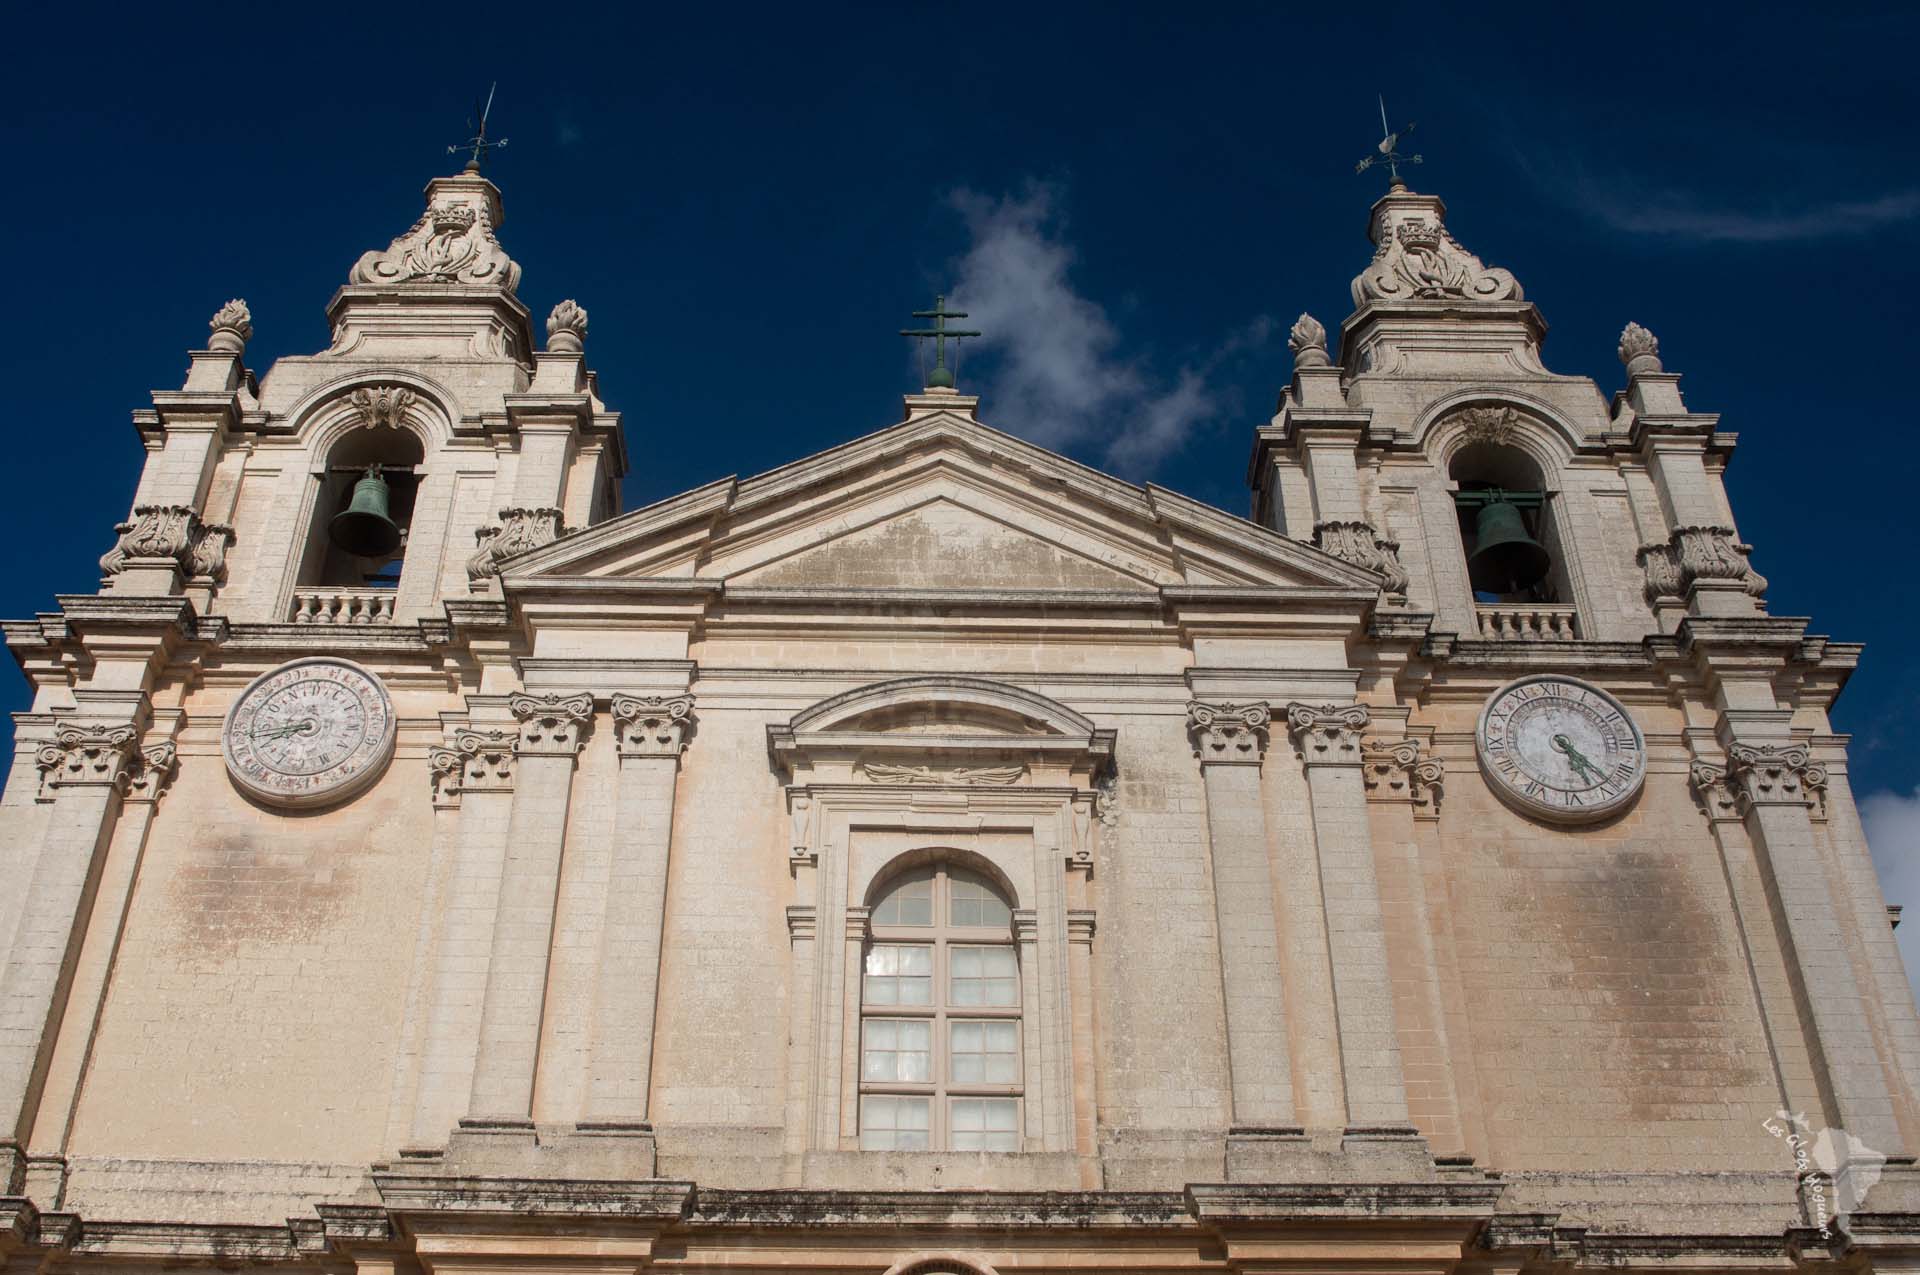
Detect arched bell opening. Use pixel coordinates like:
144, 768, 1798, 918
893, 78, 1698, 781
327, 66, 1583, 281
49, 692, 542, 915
304, 428, 425, 589
1448, 442, 1569, 606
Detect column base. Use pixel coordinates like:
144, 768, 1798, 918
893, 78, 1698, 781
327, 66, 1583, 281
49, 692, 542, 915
21, 1153, 67, 1209
1225, 1125, 1436, 1183
436, 1119, 659, 1179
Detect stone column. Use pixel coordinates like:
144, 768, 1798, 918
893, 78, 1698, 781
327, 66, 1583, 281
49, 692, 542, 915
464, 693, 594, 1127
1186, 701, 1297, 1134
0, 725, 139, 1142
1284, 703, 1414, 1139
408, 729, 516, 1146
578, 694, 694, 1130
1722, 740, 1899, 1150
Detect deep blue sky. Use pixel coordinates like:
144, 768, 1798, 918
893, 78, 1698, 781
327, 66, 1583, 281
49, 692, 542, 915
1, 3, 1914, 813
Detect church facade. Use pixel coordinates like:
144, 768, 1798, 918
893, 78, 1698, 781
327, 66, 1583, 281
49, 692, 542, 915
3, 163, 1918, 1275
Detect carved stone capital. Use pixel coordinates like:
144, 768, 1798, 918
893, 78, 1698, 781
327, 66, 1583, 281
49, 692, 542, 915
429, 745, 465, 807
350, 385, 417, 431
1670, 525, 1767, 599
1725, 743, 1827, 813
1285, 702, 1371, 766
1186, 701, 1271, 765
1313, 520, 1409, 595
1687, 759, 1741, 822
1636, 541, 1683, 605
98, 505, 233, 584
469, 507, 566, 581
611, 693, 695, 759
124, 741, 179, 804
510, 692, 594, 755
1362, 737, 1444, 815
453, 729, 517, 792
36, 724, 139, 793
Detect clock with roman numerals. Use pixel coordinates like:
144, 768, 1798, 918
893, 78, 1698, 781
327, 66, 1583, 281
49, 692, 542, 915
1476, 675, 1645, 824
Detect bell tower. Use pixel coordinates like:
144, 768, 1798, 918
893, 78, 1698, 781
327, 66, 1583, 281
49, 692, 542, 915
93, 165, 627, 626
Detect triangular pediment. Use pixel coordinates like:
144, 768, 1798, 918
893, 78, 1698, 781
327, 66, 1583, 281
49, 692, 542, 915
501, 409, 1381, 593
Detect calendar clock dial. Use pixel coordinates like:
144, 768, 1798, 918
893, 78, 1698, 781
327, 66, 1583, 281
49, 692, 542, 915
223, 658, 395, 808
1476, 675, 1645, 824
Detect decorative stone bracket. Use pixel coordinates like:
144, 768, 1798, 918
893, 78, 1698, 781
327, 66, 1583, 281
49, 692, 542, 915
612, 693, 695, 759
468, 507, 566, 581
1313, 521, 1409, 596
1362, 737, 1444, 817
1186, 701, 1271, 765
1284, 702, 1371, 766
35, 724, 138, 795
99, 505, 234, 583
509, 692, 594, 756
1640, 526, 1767, 604
350, 385, 417, 431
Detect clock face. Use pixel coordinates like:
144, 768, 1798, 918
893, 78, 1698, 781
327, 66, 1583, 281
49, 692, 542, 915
1476, 675, 1645, 824
223, 658, 395, 808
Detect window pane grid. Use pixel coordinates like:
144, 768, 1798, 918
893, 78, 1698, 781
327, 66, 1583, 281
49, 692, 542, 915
859, 862, 1022, 1152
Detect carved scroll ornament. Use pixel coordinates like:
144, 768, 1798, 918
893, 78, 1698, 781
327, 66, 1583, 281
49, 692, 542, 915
1354, 213, 1522, 306
1186, 701, 1271, 764
350, 194, 521, 292
1313, 520, 1409, 595
98, 505, 235, 583
860, 762, 1025, 786
612, 694, 695, 759
468, 507, 566, 581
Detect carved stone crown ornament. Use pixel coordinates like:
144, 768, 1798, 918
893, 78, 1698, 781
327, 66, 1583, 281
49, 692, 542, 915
36, 724, 139, 794
469, 507, 567, 581
350, 180, 521, 293
1618, 321, 1663, 376
1362, 737, 1445, 814
1353, 194, 1523, 306
547, 299, 589, 352
1289, 312, 1329, 369
1186, 701, 1272, 764
98, 505, 235, 584
509, 692, 595, 755
349, 385, 417, 431
612, 694, 696, 759
1447, 404, 1528, 450
207, 299, 252, 353
1640, 525, 1767, 603
1285, 702, 1372, 765
1312, 520, 1409, 596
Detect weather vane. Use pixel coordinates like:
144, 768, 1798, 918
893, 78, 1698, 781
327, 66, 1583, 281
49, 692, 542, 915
449, 83, 509, 173
1355, 95, 1421, 187
900, 295, 981, 390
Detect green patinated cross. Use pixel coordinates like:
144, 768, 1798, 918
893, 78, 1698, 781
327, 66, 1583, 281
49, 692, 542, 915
900, 295, 981, 390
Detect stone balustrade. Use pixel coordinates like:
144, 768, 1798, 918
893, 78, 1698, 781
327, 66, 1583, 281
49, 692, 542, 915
1474, 603, 1579, 641
291, 588, 397, 625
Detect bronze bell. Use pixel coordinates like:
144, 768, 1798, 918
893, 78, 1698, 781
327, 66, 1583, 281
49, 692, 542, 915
328, 464, 403, 559
1466, 498, 1551, 594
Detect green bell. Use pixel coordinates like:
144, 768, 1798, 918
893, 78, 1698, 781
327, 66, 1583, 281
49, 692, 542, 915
328, 464, 402, 559
1467, 498, 1551, 594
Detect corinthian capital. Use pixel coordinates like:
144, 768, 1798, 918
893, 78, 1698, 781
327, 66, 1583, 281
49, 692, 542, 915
1363, 737, 1444, 814
124, 741, 179, 803
36, 724, 140, 793
1186, 701, 1271, 765
1285, 702, 1371, 766
510, 692, 595, 755
612, 693, 695, 759
1725, 743, 1827, 812
453, 728, 517, 792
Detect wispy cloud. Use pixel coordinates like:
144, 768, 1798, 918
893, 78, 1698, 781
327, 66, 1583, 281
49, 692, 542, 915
947, 182, 1268, 474
1863, 787, 1920, 1001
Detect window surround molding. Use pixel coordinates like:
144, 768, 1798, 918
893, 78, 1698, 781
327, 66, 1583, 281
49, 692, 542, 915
769, 677, 1111, 1178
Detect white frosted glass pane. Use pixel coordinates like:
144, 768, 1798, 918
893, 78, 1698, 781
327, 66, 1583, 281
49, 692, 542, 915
951, 947, 981, 977
863, 1051, 892, 1080
985, 1021, 1016, 1050
901, 1098, 929, 1129
875, 872, 934, 926
950, 979, 983, 1006
900, 946, 932, 974
952, 1054, 982, 1083
901, 1020, 931, 1050
985, 978, 1017, 1005
984, 1098, 1018, 1130
898, 975, 932, 1005
981, 947, 1017, 977
953, 1022, 982, 1050
986, 1052, 1018, 1083
868, 1020, 897, 1049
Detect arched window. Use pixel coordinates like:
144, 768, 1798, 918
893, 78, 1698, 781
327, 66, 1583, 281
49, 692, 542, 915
1449, 441, 1566, 605
860, 862, 1021, 1151
305, 428, 424, 589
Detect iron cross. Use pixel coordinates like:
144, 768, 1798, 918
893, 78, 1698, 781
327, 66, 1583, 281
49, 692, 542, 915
1355, 95, 1422, 186
900, 295, 981, 390
448, 83, 510, 173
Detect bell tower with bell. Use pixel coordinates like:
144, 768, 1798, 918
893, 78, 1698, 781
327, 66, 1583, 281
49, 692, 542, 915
92, 136, 627, 627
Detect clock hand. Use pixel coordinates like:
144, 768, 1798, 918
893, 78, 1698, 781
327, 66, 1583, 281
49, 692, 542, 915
1551, 733, 1604, 785
254, 719, 320, 741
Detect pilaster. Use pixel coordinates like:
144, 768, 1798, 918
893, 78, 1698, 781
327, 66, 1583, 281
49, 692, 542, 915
1185, 700, 1299, 1147
463, 692, 593, 1129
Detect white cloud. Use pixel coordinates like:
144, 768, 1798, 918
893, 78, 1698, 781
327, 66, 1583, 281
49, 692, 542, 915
947, 183, 1266, 474
1583, 187, 1920, 244
1863, 787, 1920, 1002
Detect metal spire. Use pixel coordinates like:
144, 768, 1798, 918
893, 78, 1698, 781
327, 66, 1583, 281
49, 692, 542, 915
900, 295, 981, 390
448, 83, 510, 173
1354, 95, 1421, 188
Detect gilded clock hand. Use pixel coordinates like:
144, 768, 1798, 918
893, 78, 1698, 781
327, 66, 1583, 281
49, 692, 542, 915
1551, 733, 1604, 785
254, 719, 319, 741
